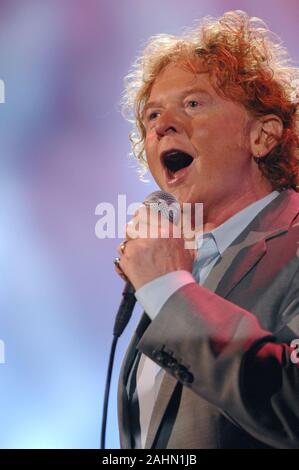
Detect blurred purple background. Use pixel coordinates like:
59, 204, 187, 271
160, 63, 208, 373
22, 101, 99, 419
0, 0, 298, 448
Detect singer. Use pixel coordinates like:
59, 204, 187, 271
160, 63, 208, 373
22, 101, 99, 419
115, 11, 299, 448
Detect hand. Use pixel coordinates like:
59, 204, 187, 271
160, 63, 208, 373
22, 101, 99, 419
115, 205, 196, 290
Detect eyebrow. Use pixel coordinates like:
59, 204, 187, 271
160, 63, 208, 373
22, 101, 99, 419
143, 87, 212, 115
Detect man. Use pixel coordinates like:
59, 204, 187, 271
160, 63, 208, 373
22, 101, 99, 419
115, 11, 299, 448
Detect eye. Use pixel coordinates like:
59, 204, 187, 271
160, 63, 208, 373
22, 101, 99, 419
147, 111, 160, 121
188, 100, 199, 108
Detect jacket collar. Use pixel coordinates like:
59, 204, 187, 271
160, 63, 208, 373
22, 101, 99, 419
204, 189, 299, 296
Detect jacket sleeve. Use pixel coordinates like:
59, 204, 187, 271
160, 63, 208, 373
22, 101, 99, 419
136, 269, 299, 449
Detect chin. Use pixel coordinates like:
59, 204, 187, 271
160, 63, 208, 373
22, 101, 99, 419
168, 188, 201, 205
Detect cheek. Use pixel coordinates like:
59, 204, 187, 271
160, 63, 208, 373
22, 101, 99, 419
216, 108, 249, 148
145, 133, 158, 166
193, 114, 247, 158
145, 130, 156, 152
145, 128, 156, 140
191, 122, 217, 156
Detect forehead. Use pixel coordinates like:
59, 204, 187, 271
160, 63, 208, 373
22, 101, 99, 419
148, 63, 217, 98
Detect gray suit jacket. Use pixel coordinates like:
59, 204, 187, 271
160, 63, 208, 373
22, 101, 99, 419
117, 189, 299, 449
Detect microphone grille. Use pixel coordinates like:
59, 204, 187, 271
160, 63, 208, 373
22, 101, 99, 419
143, 190, 180, 225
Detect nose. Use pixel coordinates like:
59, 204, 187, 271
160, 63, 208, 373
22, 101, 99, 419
154, 109, 184, 138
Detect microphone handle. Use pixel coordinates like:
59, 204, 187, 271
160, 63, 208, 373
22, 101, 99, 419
113, 281, 136, 338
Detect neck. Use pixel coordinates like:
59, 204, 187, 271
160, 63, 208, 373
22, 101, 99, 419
204, 188, 273, 232
190, 178, 274, 235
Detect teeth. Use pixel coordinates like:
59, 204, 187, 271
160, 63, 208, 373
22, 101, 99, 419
163, 151, 193, 173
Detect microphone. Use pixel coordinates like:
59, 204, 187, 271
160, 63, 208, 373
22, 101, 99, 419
101, 190, 179, 449
113, 190, 180, 338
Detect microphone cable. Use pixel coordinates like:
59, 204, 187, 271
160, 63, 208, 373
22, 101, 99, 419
100, 191, 179, 449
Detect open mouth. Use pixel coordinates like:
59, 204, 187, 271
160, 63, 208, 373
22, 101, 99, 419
161, 150, 194, 183
163, 150, 193, 173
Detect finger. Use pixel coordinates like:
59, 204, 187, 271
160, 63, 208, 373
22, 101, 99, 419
114, 260, 128, 282
126, 220, 139, 240
117, 239, 129, 256
126, 207, 177, 239
132, 204, 146, 218
125, 217, 151, 239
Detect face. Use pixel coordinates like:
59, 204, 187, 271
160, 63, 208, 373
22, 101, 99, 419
143, 63, 254, 207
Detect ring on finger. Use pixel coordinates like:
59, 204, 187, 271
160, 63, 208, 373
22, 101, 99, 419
120, 240, 128, 255
113, 257, 128, 281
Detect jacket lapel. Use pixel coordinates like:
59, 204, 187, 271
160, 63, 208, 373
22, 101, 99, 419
205, 189, 299, 296
204, 234, 267, 295
117, 312, 151, 449
144, 372, 177, 449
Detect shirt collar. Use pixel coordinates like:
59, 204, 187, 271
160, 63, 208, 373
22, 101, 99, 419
196, 191, 280, 255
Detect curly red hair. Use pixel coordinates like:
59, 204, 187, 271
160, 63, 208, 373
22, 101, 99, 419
121, 10, 299, 190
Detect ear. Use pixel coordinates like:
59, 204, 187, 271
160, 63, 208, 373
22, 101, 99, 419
250, 114, 283, 159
